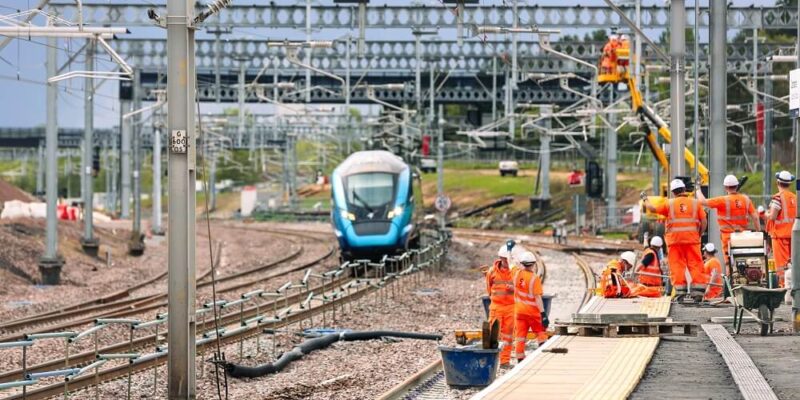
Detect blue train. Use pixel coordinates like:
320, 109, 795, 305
331, 150, 423, 261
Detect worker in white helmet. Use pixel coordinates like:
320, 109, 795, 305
635, 236, 665, 290
696, 174, 760, 265
512, 251, 548, 362
702, 243, 723, 300
483, 240, 517, 366
643, 178, 707, 301
600, 251, 636, 298
766, 170, 797, 287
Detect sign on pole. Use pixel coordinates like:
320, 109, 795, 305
790, 68, 800, 118
435, 194, 452, 213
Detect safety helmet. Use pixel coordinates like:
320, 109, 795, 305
518, 251, 537, 265
758, 205, 765, 214
703, 243, 717, 253
669, 179, 685, 192
723, 174, 739, 187
776, 170, 795, 184
650, 236, 664, 248
609, 34, 619, 40
620, 251, 636, 267
497, 244, 510, 259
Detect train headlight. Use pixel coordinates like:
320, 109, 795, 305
339, 209, 356, 221
387, 206, 403, 219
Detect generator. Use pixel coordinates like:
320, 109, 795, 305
728, 231, 767, 286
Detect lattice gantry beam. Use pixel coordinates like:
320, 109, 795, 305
114, 38, 786, 75
49, 2, 799, 30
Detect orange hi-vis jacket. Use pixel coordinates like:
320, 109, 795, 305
638, 247, 662, 287
708, 193, 754, 234
600, 260, 632, 298
660, 196, 704, 245
513, 268, 543, 316
704, 256, 723, 299
772, 191, 797, 239
486, 260, 515, 310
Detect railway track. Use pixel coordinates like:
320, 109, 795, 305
378, 235, 598, 400
0, 233, 448, 400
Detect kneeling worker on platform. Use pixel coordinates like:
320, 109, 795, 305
633, 236, 666, 297
703, 243, 723, 300
484, 242, 516, 366
644, 179, 707, 301
513, 251, 547, 362
696, 174, 760, 263
600, 251, 636, 298
766, 171, 796, 287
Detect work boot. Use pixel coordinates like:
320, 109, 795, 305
499, 363, 513, 370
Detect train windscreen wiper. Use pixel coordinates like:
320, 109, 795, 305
352, 191, 374, 214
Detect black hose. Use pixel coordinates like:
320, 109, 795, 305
223, 330, 442, 378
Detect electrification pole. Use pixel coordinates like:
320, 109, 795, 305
129, 69, 144, 255
120, 97, 132, 219
437, 104, 445, 230
606, 91, 617, 227
709, 0, 726, 267
38, 24, 64, 284
669, 0, 686, 177
791, 0, 800, 332
167, 0, 197, 395
764, 65, 773, 201
152, 117, 163, 235
81, 39, 99, 256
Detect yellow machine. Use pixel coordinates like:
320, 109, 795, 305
598, 36, 709, 241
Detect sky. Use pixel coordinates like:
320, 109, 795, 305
0, 0, 783, 129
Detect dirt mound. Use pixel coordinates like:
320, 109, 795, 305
0, 178, 35, 203
0, 218, 129, 285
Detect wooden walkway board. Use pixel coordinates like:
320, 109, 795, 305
702, 324, 778, 400
473, 335, 659, 400
579, 296, 671, 319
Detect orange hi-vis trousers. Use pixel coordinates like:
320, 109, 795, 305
772, 237, 791, 287
514, 312, 546, 361
488, 306, 514, 365
667, 243, 706, 295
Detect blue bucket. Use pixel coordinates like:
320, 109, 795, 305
439, 346, 500, 387
482, 294, 556, 319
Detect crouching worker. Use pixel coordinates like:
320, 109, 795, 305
513, 251, 548, 362
703, 243, 723, 300
602, 251, 662, 298
632, 237, 666, 297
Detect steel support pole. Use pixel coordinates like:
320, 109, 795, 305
709, 0, 726, 267
429, 58, 435, 122
152, 119, 163, 235
792, 0, 800, 332
634, 0, 642, 89
345, 36, 351, 154
764, 65, 773, 200
81, 39, 99, 255
606, 91, 617, 227
693, 0, 700, 185
36, 142, 44, 196
120, 99, 132, 219
437, 104, 444, 230
539, 105, 552, 201
415, 33, 422, 113
509, 0, 517, 138
166, 0, 197, 395
132, 69, 142, 236
492, 56, 497, 122
669, 0, 686, 177
214, 30, 221, 104
39, 28, 64, 282
209, 151, 217, 211
753, 29, 759, 152
238, 60, 246, 151
305, 0, 311, 104
104, 138, 111, 211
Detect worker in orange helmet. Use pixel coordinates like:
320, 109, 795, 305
635, 236, 665, 288
644, 178, 707, 302
600, 251, 636, 298
696, 174, 761, 264
766, 170, 797, 287
702, 243, 723, 300
485, 241, 517, 367
512, 251, 547, 363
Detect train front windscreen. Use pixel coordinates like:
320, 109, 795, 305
344, 172, 397, 220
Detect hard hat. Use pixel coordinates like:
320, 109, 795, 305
758, 205, 765, 214
650, 236, 664, 248
620, 34, 630, 41
497, 244, 510, 258
776, 170, 795, 184
506, 239, 516, 252
670, 179, 685, 191
518, 251, 537, 265
723, 174, 739, 187
609, 34, 619, 40
620, 251, 636, 267
703, 243, 717, 253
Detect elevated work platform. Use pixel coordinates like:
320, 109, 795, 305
473, 296, 671, 400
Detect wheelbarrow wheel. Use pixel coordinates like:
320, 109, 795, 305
758, 304, 770, 336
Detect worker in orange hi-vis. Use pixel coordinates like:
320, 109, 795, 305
635, 236, 665, 288
643, 179, 708, 302
695, 174, 761, 264
702, 243, 723, 300
484, 242, 517, 367
600, 251, 635, 298
766, 171, 797, 287
512, 251, 547, 363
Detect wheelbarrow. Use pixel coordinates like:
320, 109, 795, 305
730, 284, 787, 336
